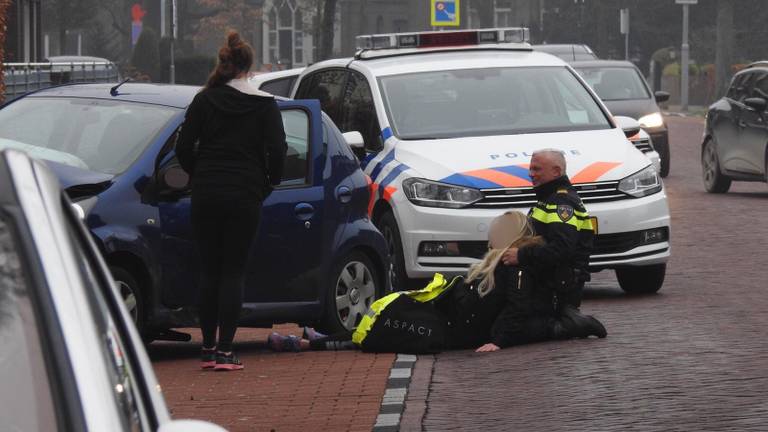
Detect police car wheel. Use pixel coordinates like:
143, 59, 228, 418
615, 264, 665, 294
702, 138, 731, 193
377, 211, 411, 291
109, 266, 146, 332
319, 251, 380, 334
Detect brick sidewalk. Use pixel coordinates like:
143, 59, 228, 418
150, 325, 395, 432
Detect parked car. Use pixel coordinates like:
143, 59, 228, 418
0, 83, 389, 337
291, 28, 671, 294
532, 43, 598, 61
702, 61, 768, 192
249, 67, 305, 97
0, 149, 225, 431
572, 60, 671, 177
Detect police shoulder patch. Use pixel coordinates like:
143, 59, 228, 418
557, 204, 574, 222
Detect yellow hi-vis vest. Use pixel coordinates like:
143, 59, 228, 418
351, 273, 459, 347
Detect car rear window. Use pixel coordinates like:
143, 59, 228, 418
575, 67, 651, 101
0, 98, 179, 175
0, 215, 59, 432
379, 66, 611, 140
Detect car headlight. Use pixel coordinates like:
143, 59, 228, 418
401, 178, 482, 208
618, 165, 662, 197
638, 112, 664, 129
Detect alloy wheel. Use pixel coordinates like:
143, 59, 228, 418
117, 280, 139, 324
334, 261, 376, 330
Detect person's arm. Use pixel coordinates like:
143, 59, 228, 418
517, 198, 581, 270
175, 94, 205, 175
262, 98, 287, 186
487, 266, 531, 349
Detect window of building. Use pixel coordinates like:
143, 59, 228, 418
265, 0, 312, 68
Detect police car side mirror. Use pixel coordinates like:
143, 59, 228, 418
744, 97, 767, 113
342, 131, 365, 151
614, 116, 642, 139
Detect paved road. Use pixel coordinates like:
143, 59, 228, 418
417, 116, 768, 431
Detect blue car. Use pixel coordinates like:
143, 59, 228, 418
0, 83, 390, 337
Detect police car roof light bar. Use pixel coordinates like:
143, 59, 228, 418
355, 27, 530, 52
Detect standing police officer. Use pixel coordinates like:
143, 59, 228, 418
502, 149, 595, 313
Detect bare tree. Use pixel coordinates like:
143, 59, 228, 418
715, 0, 734, 98
0, 0, 11, 103
316, 0, 338, 61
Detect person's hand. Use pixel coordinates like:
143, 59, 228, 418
501, 247, 519, 265
475, 343, 501, 353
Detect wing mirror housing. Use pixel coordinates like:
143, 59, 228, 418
744, 97, 767, 113
654, 91, 670, 103
342, 131, 365, 151
614, 116, 642, 139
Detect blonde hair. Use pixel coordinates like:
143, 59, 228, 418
467, 212, 542, 297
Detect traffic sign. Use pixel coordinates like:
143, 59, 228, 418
431, 0, 460, 27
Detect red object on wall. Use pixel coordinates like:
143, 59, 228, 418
131, 3, 146, 23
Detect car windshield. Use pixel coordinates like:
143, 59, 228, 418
0, 97, 179, 174
379, 66, 611, 140
575, 67, 651, 101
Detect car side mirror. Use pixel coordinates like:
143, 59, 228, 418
654, 91, 670, 103
614, 116, 642, 139
158, 165, 190, 198
744, 97, 767, 112
342, 131, 365, 151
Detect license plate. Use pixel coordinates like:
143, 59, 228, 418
589, 216, 598, 234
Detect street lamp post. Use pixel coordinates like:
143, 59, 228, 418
170, 0, 177, 84
676, 0, 697, 112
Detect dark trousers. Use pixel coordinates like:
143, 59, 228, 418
192, 199, 262, 352
309, 331, 357, 351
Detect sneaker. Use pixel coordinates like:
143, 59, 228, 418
267, 332, 302, 352
302, 327, 326, 342
200, 347, 216, 369
214, 351, 244, 371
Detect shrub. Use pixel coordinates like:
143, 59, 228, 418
130, 27, 160, 82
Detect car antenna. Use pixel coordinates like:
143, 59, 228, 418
110, 78, 131, 97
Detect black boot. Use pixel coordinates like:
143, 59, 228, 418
560, 306, 607, 339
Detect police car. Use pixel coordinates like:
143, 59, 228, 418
291, 28, 670, 294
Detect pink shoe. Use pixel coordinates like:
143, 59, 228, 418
213, 352, 244, 371
302, 327, 326, 342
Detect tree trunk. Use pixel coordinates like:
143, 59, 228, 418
318, 0, 337, 61
0, 0, 10, 103
715, 0, 734, 99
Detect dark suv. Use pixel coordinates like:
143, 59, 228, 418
701, 62, 768, 193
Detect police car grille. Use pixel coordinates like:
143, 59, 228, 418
632, 137, 653, 153
472, 181, 626, 208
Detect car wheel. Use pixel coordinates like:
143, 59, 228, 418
656, 139, 671, 178
702, 138, 731, 193
615, 263, 666, 294
109, 266, 145, 332
377, 211, 411, 291
320, 251, 380, 334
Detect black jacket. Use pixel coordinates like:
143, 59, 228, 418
438, 264, 554, 349
176, 84, 287, 202
517, 176, 594, 275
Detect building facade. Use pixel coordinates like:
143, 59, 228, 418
5, 0, 42, 62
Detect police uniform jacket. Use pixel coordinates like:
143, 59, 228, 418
517, 175, 594, 277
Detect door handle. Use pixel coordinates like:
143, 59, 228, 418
294, 203, 314, 221
336, 186, 352, 204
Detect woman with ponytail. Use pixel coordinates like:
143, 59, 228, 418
176, 31, 287, 371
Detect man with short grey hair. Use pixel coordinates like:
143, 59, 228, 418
502, 148, 600, 333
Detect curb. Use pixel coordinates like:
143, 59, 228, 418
372, 354, 417, 432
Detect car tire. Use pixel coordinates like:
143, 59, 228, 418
615, 263, 666, 294
319, 251, 380, 334
702, 138, 731, 193
109, 266, 146, 332
656, 139, 671, 178
377, 211, 413, 291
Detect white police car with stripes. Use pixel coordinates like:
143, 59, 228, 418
292, 28, 671, 294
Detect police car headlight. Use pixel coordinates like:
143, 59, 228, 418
638, 112, 664, 129
401, 178, 482, 208
618, 165, 662, 198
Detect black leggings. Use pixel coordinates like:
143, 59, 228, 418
192, 199, 262, 352
309, 331, 357, 351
